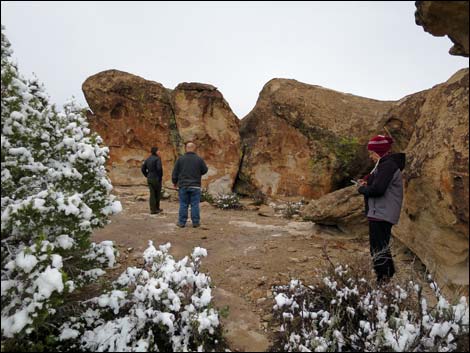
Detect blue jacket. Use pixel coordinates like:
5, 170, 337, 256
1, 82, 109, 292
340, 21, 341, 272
358, 153, 406, 225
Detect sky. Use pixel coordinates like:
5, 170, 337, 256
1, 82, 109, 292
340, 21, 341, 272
1, 1, 468, 118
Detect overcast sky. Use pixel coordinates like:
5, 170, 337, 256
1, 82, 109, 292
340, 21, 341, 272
2, 1, 468, 118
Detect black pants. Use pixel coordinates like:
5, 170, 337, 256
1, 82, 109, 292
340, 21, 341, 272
369, 220, 395, 281
147, 178, 162, 213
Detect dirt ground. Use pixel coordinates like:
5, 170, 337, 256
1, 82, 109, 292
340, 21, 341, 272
92, 186, 430, 352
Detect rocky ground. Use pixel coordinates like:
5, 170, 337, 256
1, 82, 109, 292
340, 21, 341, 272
92, 186, 430, 352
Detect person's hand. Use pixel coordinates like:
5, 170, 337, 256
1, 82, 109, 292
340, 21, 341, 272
157, 150, 162, 158
173, 184, 178, 190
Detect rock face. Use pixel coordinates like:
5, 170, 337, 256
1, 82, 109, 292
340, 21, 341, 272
415, 1, 469, 57
236, 79, 393, 199
299, 70, 469, 288
83, 70, 180, 186
301, 186, 367, 237
387, 69, 469, 287
172, 83, 241, 195
83, 71, 241, 193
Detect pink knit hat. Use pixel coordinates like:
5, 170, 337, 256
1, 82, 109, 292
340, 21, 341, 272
367, 135, 393, 157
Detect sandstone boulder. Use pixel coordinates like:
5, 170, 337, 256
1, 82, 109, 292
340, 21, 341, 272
172, 83, 241, 195
415, 1, 469, 57
83, 72, 241, 193
391, 69, 469, 287
301, 185, 367, 237
236, 79, 393, 199
82, 70, 180, 186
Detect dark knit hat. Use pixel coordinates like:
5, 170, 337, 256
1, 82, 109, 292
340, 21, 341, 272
367, 135, 393, 157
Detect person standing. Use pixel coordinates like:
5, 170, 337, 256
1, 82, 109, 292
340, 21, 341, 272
172, 142, 208, 228
357, 135, 405, 285
141, 146, 163, 214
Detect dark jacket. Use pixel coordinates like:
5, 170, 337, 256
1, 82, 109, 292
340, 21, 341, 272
172, 152, 208, 188
358, 153, 406, 225
141, 154, 163, 181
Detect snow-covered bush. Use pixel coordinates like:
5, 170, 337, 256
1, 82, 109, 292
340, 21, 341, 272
1, 26, 121, 349
57, 242, 225, 352
214, 193, 242, 210
282, 200, 305, 219
201, 188, 214, 204
271, 263, 469, 352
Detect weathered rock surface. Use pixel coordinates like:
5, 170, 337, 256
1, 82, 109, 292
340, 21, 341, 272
300, 70, 469, 288
382, 90, 430, 152
83, 71, 241, 193
236, 79, 393, 199
172, 83, 241, 194
415, 1, 469, 57
301, 185, 368, 237
391, 69, 469, 287
82, 70, 179, 186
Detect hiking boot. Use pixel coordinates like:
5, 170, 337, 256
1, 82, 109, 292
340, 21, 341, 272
176, 223, 185, 228
193, 224, 200, 228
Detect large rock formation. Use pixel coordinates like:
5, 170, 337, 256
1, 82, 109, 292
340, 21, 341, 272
172, 83, 241, 195
415, 1, 469, 57
386, 69, 469, 287
301, 186, 367, 237
236, 79, 393, 199
83, 71, 241, 193
83, 70, 180, 186
301, 69, 469, 287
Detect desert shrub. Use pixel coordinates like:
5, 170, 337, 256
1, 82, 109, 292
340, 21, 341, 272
214, 193, 243, 210
283, 201, 305, 219
271, 260, 469, 352
1, 26, 121, 350
201, 188, 214, 204
56, 242, 225, 352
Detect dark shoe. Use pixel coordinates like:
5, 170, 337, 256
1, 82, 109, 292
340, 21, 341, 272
377, 276, 391, 286
176, 223, 185, 228
150, 212, 158, 215
157, 209, 163, 213
193, 224, 200, 228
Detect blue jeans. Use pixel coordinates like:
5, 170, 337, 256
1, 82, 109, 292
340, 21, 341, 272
178, 188, 201, 226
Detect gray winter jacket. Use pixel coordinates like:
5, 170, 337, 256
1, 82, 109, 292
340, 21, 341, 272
358, 153, 406, 225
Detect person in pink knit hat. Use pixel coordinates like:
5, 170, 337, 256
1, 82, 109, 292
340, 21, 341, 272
357, 135, 406, 285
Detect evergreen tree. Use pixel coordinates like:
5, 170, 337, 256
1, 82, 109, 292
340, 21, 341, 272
1, 25, 121, 348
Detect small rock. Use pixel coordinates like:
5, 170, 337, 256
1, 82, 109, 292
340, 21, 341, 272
263, 314, 273, 322
289, 257, 301, 263
257, 276, 267, 286
257, 298, 267, 305
251, 263, 262, 270
258, 205, 276, 217
249, 289, 265, 301
287, 247, 297, 253
127, 247, 134, 252
266, 290, 273, 299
